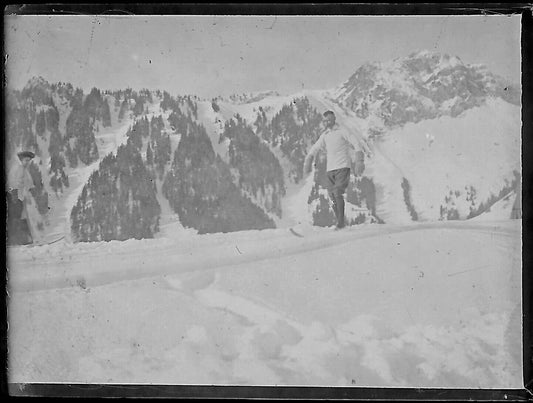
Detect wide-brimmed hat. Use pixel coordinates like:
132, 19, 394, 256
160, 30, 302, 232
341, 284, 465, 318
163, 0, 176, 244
17, 151, 35, 160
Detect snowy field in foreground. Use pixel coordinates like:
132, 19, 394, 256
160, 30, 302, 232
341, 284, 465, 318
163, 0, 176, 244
7, 220, 522, 388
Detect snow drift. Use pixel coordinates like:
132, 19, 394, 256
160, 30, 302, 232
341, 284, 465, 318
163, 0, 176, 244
8, 220, 522, 387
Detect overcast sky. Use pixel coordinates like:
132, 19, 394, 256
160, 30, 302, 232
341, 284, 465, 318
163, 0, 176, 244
5, 15, 522, 98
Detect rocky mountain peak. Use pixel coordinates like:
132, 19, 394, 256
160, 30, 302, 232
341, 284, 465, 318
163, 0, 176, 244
335, 51, 519, 132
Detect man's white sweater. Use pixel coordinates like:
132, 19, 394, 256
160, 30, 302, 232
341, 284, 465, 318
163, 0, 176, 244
305, 123, 363, 172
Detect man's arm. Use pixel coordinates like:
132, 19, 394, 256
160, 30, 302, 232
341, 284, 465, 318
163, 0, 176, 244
303, 135, 325, 175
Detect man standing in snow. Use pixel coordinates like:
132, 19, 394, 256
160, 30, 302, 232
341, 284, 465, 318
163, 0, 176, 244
7, 151, 36, 244
304, 111, 366, 229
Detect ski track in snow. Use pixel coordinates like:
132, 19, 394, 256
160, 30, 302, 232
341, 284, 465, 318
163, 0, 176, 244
8, 220, 519, 293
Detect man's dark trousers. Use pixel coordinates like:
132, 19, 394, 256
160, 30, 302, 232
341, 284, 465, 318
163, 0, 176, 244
326, 167, 350, 227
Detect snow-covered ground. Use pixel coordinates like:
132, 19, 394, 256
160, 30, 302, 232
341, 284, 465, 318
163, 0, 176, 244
7, 219, 522, 388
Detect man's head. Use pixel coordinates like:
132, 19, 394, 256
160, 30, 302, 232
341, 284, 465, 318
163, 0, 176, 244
17, 151, 35, 168
323, 110, 336, 129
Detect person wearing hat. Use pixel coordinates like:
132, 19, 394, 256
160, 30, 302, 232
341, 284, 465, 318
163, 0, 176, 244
303, 111, 366, 229
7, 151, 36, 244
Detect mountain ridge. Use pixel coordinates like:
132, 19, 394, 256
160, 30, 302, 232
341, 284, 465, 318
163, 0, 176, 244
6, 50, 521, 242
334, 50, 520, 134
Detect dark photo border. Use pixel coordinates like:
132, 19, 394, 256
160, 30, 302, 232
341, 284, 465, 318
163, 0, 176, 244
3, 3, 532, 400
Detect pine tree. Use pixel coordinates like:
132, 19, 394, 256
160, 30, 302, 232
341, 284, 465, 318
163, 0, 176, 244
312, 193, 336, 227
220, 115, 285, 216
28, 162, 49, 215
65, 140, 78, 168
8, 105, 38, 155
71, 88, 84, 109
45, 101, 70, 192
45, 103, 60, 132
71, 144, 161, 242
35, 110, 46, 137
49, 152, 67, 191
162, 115, 275, 234
84, 87, 103, 121
102, 98, 112, 127
126, 125, 143, 151
150, 115, 164, 139
133, 98, 144, 116
66, 105, 99, 165
118, 99, 128, 121
146, 142, 154, 165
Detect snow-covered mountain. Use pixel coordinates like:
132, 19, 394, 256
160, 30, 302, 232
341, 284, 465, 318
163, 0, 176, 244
223, 90, 282, 104
334, 50, 520, 134
6, 50, 521, 243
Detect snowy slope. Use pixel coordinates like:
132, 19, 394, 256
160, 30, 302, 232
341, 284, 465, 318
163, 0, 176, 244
37, 111, 132, 241
471, 190, 518, 221
378, 98, 521, 221
42, 111, 135, 243
40, 95, 184, 242
205, 88, 520, 226
8, 220, 522, 387
145, 98, 183, 238
193, 89, 376, 227
199, 92, 303, 166
93, 66, 519, 232
196, 100, 231, 164
218, 93, 298, 124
